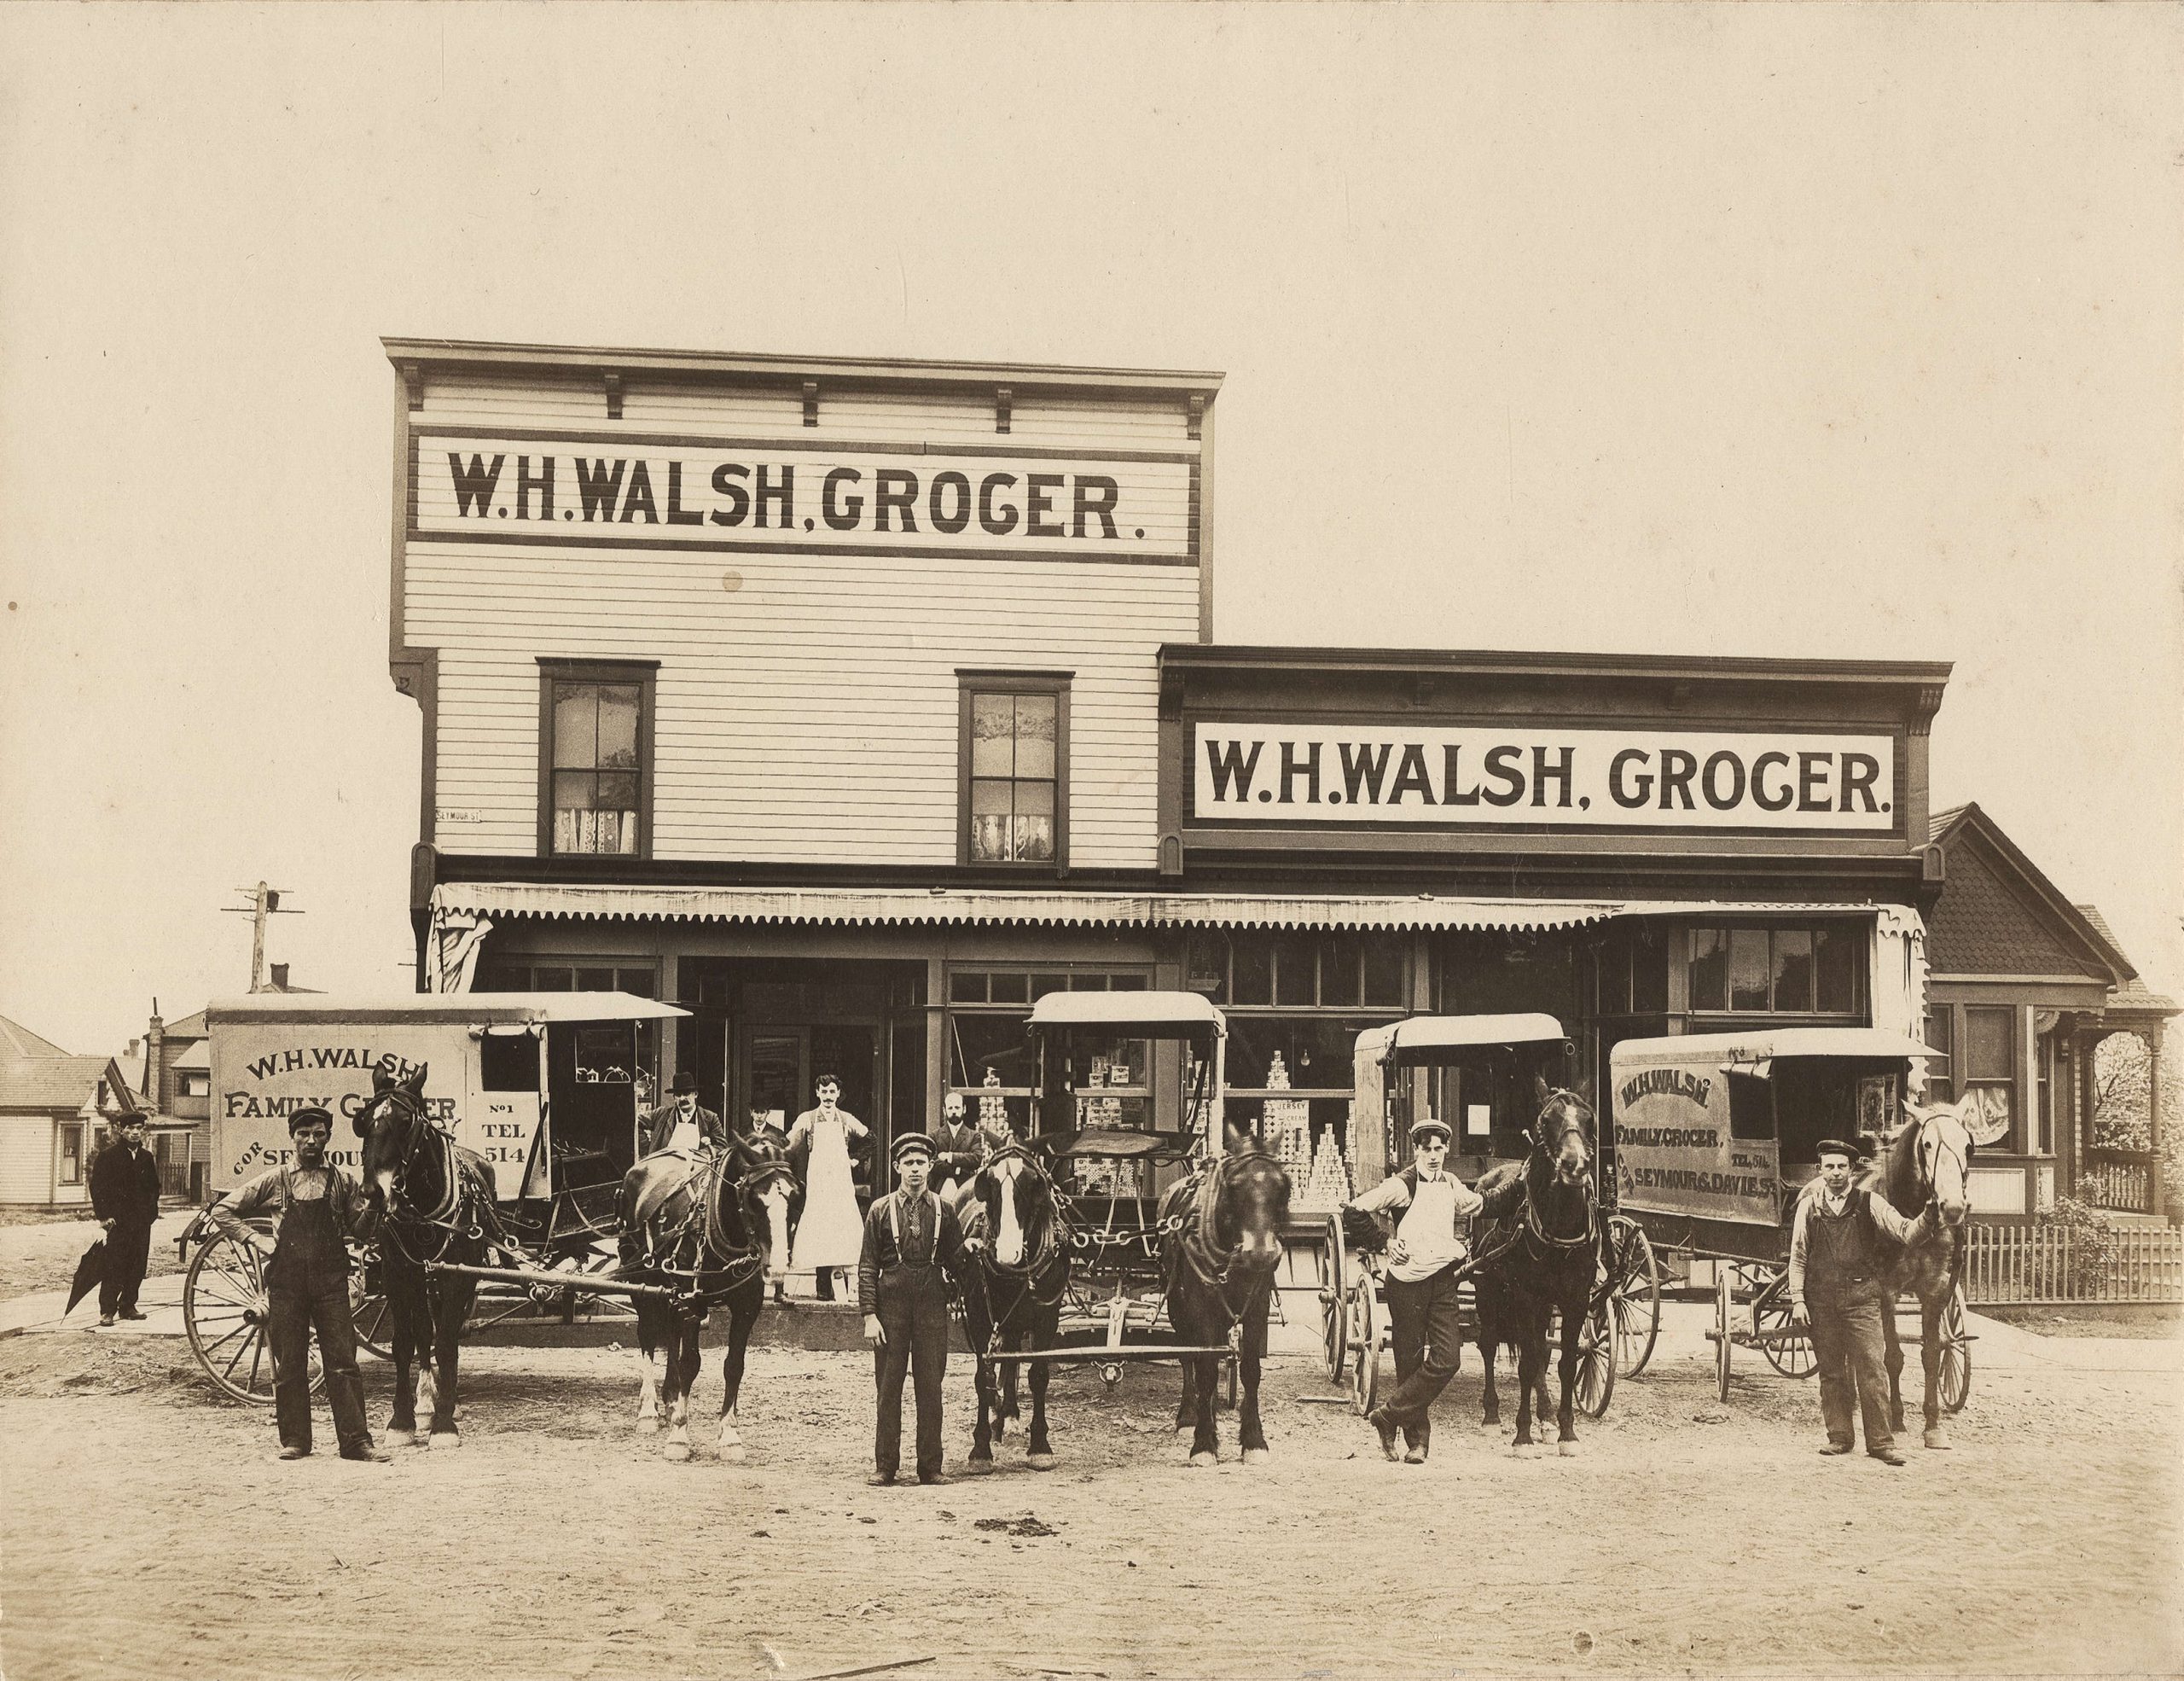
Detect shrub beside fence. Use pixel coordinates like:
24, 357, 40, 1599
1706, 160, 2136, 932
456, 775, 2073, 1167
1963, 1220, 2184, 1305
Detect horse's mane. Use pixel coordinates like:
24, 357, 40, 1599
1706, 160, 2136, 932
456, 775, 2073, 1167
1860, 1113, 1926, 1219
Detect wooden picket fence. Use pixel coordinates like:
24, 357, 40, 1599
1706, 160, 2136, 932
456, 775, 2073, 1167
1962, 1221, 2184, 1305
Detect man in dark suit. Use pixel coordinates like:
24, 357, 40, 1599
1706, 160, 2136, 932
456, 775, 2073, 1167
90, 1114, 161, 1326
641, 1071, 729, 1157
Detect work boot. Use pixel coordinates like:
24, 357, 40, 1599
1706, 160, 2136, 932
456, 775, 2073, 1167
119, 1309, 148, 1321
866, 1471, 896, 1487
341, 1446, 393, 1463
1367, 1407, 1402, 1463
278, 1445, 310, 1461
1818, 1441, 1855, 1457
1869, 1446, 1907, 1467
97, 1314, 115, 1328
1405, 1418, 1431, 1464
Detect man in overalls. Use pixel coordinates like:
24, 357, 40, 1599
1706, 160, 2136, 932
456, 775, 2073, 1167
211, 1107, 388, 1463
857, 1131, 970, 1486
1789, 1138, 1931, 1468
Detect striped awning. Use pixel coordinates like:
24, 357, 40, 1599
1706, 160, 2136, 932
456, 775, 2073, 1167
428, 881, 1624, 933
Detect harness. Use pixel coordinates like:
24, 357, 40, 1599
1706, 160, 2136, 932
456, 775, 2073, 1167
961, 1151, 1070, 1348
1471, 1091, 1601, 1295
371, 1093, 500, 1269
1165, 1150, 1275, 1309
638, 1143, 792, 1310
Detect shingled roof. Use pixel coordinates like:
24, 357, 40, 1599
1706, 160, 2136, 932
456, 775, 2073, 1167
0, 1016, 70, 1059
2075, 905, 2181, 1018
0, 1056, 147, 1117
1926, 805, 2132, 980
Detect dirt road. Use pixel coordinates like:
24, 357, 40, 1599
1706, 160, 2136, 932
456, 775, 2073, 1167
3, 1321, 2176, 1680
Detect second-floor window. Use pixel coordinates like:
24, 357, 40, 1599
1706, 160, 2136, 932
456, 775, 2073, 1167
960, 674, 1068, 866
539, 660, 655, 857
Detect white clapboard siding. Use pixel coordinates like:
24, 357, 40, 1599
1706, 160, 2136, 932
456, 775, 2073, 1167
415, 538, 1191, 869
0, 1117, 55, 1204
415, 376, 1198, 461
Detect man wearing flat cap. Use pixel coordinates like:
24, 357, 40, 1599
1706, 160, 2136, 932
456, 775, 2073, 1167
858, 1131, 973, 1486
642, 1071, 729, 1158
210, 1106, 387, 1462
1346, 1117, 1484, 1463
1789, 1137, 1933, 1468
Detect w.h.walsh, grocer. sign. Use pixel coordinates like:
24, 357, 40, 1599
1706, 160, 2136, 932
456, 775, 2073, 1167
1192, 724, 1896, 831
412, 434, 1193, 561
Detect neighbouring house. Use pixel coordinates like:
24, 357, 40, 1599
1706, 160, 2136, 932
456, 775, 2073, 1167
0, 1016, 154, 1208
1921, 805, 2178, 1222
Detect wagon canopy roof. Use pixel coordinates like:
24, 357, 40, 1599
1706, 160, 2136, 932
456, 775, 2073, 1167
205, 992, 689, 1027
1354, 1013, 1568, 1062
1610, 1027, 1937, 1073
1028, 990, 1224, 1041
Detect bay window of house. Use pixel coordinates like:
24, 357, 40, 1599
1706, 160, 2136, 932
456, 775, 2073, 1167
538, 660, 655, 858
1187, 930, 1407, 1151
1686, 922, 1864, 1018
945, 967, 1150, 1136
959, 674, 1068, 867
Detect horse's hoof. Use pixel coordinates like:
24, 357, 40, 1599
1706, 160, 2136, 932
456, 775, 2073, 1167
717, 1443, 746, 1463
1511, 1441, 1536, 1458
964, 1457, 994, 1476
1923, 1428, 1951, 1451
1559, 1440, 1579, 1458
662, 1440, 692, 1463
1479, 1421, 1499, 1434
1241, 1446, 1271, 1465
1026, 1451, 1056, 1472
428, 1432, 461, 1450
635, 1417, 659, 1436
1188, 1450, 1218, 1469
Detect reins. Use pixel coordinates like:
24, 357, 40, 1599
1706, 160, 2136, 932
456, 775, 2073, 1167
640, 1141, 789, 1309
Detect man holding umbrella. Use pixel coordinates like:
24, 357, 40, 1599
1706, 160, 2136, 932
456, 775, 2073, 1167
89, 1114, 161, 1327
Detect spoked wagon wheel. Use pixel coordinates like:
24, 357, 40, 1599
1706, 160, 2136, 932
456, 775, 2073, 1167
1753, 1273, 1815, 1379
1713, 1265, 1734, 1404
1321, 1214, 1348, 1383
1606, 1216, 1660, 1378
185, 1225, 315, 1405
1939, 1283, 1972, 1415
350, 1246, 391, 1361
1567, 1299, 1617, 1419
1346, 1276, 1381, 1416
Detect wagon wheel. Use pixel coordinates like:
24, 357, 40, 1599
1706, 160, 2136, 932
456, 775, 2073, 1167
1346, 1276, 1381, 1416
1606, 1216, 1660, 1378
184, 1224, 317, 1405
350, 1245, 391, 1361
1570, 1298, 1617, 1419
1713, 1265, 1734, 1404
1321, 1213, 1348, 1383
1939, 1283, 1972, 1415
1753, 1272, 1815, 1380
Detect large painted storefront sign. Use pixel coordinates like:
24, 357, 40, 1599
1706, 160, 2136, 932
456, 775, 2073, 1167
209, 1022, 544, 1196
412, 433, 1194, 561
1192, 724, 1897, 832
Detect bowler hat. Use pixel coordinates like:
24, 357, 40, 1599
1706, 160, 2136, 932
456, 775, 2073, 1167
1814, 1137, 1864, 1161
891, 1131, 936, 1163
670, 1072, 699, 1096
1410, 1118, 1453, 1144
288, 1106, 335, 1135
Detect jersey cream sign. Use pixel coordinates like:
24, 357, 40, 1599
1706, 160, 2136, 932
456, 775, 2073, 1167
412, 432, 1193, 561
1191, 724, 1896, 831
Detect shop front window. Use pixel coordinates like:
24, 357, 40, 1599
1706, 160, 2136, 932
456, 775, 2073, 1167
945, 966, 1151, 1134
468, 959, 659, 1106
1687, 923, 1864, 1016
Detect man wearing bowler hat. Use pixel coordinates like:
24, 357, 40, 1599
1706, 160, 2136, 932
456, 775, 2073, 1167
1790, 1137, 1933, 1467
858, 1131, 973, 1486
1346, 1117, 1484, 1463
89, 1114, 161, 1326
642, 1070, 729, 1157
210, 1106, 387, 1462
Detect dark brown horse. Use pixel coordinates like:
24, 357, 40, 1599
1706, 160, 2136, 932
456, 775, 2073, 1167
1159, 1130, 1292, 1467
1472, 1078, 1603, 1457
1867, 1096, 1972, 1449
353, 1061, 497, 1447
616, 1128, 799, 1462
959, 1142, 1070, 1473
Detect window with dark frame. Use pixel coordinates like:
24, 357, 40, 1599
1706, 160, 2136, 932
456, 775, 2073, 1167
960, 675, 1068, 866
944, 966, 1152, 1131
1686, 923, 1865, 1016
1962, 1004, 2016, 1150
57, 1123, 84, 1185
539, 661, 655, 858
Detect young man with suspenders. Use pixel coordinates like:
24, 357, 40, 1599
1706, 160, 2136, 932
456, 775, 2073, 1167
858, 1131, 973, 1486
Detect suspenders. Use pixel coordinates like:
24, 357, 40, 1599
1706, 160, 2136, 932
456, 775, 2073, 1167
886, 1191, 943, 1266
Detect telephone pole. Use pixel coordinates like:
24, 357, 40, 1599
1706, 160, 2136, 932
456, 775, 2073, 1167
222, 881, 301, 992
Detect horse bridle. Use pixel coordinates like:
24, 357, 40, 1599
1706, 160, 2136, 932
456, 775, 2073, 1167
363, 1086, 494, 1268
974, 1146, 1066, 1282
1173, 1147, 1279, 1294
1521, 1091, 1599, 1254
667, 1140, 793, 1297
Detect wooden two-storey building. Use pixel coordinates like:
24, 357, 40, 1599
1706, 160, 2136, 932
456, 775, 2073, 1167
386, 338, 1978, 1206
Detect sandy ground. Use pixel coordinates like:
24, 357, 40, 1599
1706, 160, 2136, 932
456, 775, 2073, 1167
0, 1211, 191, 1301
3, 1300, 2178, 1681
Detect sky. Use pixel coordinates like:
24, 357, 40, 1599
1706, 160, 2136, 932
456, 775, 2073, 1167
2, 3, 2179, 1060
